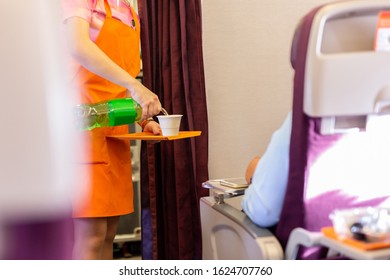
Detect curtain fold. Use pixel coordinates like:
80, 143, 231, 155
138, 0, 209, 260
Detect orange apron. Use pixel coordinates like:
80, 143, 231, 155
73, 0, 141, 218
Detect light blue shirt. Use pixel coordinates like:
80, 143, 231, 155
241, 112, 292, 227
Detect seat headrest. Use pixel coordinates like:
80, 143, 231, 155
300, 2, 390, 118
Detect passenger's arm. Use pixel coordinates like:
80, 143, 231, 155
241, 112, 292, 227
63, 16, 161, 120
245, 156, 260, 183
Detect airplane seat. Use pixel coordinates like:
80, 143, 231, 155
200, 0, 390, 260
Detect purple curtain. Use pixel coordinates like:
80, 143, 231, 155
138, 0, 209, 259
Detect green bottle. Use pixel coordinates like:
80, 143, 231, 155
74, 98, 142, 130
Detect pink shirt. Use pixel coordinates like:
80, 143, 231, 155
61, 0, 139, 82
61, 0, 137, 41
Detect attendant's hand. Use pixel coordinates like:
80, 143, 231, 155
142, 120, 162, 144
143, 120, 161, 135
128, 82, 162, 120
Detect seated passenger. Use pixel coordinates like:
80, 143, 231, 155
241, 13, 297, 228
241, 112, 292, 227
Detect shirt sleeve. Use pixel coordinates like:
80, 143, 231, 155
61, 0, 94, 22
241, 112, 292, 227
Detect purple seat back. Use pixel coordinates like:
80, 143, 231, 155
276, 1, 390, 259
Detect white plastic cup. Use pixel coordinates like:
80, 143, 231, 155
156, 115, 183, 136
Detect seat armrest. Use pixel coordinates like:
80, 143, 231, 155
200, 196, 283, 259
285, 228, 323, 260
212, 200, 275, 240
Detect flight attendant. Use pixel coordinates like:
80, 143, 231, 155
62, 0, 161, 259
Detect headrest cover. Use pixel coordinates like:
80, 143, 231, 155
290, 19, 304, 70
